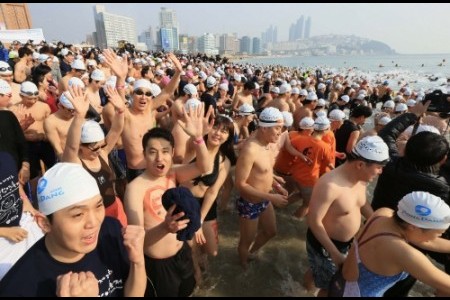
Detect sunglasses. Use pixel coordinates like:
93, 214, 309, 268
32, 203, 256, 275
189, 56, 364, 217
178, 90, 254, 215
62, 106, 74, 113
0, 93, 12, 97
134, 89, 153, 97
21, 91, 39, 97
85, 142, 108, 152
0, 67, 12, 72
75, 69, 86, 73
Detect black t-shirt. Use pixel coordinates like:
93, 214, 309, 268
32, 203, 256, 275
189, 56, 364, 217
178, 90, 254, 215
0, 151, 22, 227
59, 60, 71, 77
200, 92, 217, 116
0, 110, 29, 170
334, 120, 359, 165
0, 217, 129, 297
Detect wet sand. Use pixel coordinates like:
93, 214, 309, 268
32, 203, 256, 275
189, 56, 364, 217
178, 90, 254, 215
193, 183, 437, 297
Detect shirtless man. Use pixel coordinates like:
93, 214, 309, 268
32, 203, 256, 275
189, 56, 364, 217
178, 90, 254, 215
85, 69, 105, 121
267, 83, 292, 112
58, 59, 86, 93
124, 103, 213, 297
43, 93, 75, 161
235, 107, 289, 269
293, 92, 317, 131
306, 135, 389, 296
171, 83, 198, 163
13, 47, 33, 84
120, 53, 183, 182
10, 81, 53, 180
232, 81, 255, 113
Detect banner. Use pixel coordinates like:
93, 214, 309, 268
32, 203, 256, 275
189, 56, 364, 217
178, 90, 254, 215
0, 28, 45, 44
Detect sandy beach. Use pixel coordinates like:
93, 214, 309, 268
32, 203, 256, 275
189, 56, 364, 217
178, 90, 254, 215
192, 184, 437, 297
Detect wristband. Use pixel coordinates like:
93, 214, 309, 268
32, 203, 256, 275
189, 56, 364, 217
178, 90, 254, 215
116, 85, 126, 90
193, 137, 204, 145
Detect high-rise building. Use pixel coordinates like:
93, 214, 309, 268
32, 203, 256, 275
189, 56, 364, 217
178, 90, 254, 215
158, 7, 179, 51
304, 16, 311, 39
93, 5, 137, 49
262, 25, 277, 44
240, 36, 251, 54
160, 27, 178, 51
198, 33, 218, 56
252, 37, 261, 55
179, 34, 189, 54
219, 33, 237, 56
139, 27, 154, 52
289, 15, 305, 42
0, 3, 32, 30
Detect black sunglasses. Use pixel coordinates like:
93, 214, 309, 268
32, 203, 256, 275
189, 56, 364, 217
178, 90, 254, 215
0, 67, 12, 72
85, 142, 108, 152
134, 89, 153, 97
75, 69, 86, 73
21, 91, 39, 97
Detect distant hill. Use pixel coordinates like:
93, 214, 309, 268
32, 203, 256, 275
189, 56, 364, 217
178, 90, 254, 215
308, 34, 396, 55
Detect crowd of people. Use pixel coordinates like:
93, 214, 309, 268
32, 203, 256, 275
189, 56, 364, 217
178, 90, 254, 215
1, 39, 450, 296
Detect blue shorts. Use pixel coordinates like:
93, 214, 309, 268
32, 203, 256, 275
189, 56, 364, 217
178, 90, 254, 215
236, 197, 269, 220
306, 228, 352, 289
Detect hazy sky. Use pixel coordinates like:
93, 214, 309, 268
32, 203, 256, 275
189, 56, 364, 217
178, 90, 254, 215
28, 3, 450, 55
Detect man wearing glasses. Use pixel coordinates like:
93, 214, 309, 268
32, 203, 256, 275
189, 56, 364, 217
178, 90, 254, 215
0, 61, 21, 105
121, 53, 183, 182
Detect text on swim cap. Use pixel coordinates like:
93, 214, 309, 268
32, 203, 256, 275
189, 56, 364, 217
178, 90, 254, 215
39, 187, 64, 202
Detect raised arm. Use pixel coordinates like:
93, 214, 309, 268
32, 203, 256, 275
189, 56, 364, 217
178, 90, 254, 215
61, 87, 90, 163
102, 85, 126, 155
152, 53, 182, 109
174, 103, 214, 183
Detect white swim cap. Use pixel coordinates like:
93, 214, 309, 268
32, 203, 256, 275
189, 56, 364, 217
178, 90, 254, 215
281, 111, 293, 127
378, 116, 392, 126
328, 109, 346, 121
59, 92, 74, 109
314, 116, 330, 131
397, 191, 450, 230
37, 163, 100, 215
183, 83, 197, 96
238, 103, 255, 116
299, 117, 315, 130
258, 107, 284, 127
81, 120, 105, 144
184, 98, 202, 112
351, 135, 389, 164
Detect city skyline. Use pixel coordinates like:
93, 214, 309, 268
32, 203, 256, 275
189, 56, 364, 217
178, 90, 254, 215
27, 3, 450, 55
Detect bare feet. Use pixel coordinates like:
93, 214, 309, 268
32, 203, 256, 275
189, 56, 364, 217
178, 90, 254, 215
303, 268, 318, 293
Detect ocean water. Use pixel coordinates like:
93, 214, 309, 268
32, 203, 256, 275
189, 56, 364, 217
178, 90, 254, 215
237, 53, 450, 91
